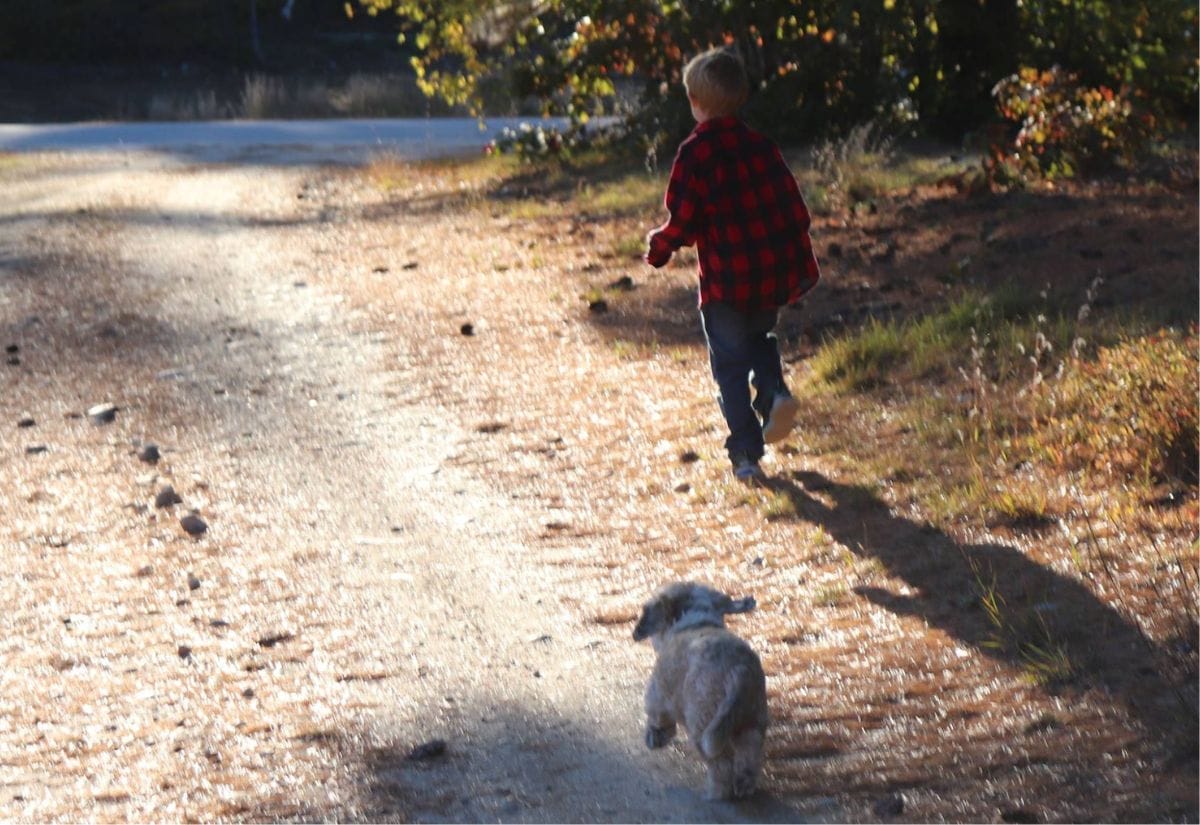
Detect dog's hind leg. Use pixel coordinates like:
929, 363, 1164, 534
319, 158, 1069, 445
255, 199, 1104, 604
732, 729, 764, 798
704, 757, 735, 801
699, 665, 746, 760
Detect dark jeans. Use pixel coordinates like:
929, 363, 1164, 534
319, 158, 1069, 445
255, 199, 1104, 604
699, 301, 788, 464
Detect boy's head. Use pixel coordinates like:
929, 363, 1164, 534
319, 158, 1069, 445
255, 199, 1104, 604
683, 48, 749, 120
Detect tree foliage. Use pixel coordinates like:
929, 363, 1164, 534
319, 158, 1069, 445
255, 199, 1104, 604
987, 67, 1158, 182
358, 0, 1197, 143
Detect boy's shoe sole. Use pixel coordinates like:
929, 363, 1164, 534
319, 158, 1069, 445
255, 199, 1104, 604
762, 394, 799, 444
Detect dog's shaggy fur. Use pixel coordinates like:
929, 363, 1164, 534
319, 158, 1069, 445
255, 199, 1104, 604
633, 582, 768, 800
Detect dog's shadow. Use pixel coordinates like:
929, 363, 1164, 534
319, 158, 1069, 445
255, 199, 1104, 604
762, 469, 1196, 743
663, 784, 821, 823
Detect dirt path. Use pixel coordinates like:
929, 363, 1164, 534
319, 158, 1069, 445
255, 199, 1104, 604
0, 151, 813, 822
3, 148, 1194, 823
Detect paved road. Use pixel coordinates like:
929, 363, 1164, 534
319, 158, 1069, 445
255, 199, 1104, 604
0, 116, 606, 163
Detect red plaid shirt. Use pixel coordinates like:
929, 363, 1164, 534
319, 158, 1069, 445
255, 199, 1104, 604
646, 116, 820, 311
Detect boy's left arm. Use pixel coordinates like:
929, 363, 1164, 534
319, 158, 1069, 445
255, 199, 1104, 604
775, 147, 821, 300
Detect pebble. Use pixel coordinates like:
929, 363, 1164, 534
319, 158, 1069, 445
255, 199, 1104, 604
136, 565, 154, 578
180, 514, 208, 536
673, 482, 691, 493
187, 573, 201, 591
609, 275, 635, 291
874, 794, 905, 818
177, 645, 192, 659
257, 632, 294, 648
25, 445, 48, 455
87, 403, 118, 425
155, 485, 182, 508
407, 739, 447, 761
17, 417, 34, 428
679, 450, 700, 464
138, 443, 161, 463
587, 298, 609, 313
460, 322, 475, 336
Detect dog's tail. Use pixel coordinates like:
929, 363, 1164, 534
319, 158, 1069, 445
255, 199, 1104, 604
700, 665, 747, 760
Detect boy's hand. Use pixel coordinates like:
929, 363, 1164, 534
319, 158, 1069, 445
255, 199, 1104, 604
644, 229, 671, 268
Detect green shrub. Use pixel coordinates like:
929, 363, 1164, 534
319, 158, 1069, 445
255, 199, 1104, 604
808, 289, 1053, 393
1036, 329, 1198, 483
987, 66, 1155, 182
808, 318, 907, 391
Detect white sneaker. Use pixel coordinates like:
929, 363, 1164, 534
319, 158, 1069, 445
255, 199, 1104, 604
762, 392, 799, 444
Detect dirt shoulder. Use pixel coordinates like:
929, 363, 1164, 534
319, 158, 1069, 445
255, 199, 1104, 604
0, 148, 1195, 823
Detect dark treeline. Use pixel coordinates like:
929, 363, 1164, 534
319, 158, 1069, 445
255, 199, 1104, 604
0, 0, 395, 66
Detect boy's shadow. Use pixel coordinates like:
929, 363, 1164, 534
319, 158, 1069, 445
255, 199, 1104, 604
764, 469, 1196, 747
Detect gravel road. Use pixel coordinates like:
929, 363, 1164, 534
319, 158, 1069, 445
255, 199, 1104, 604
0, 117, 606, 163
0, 147, 816, 822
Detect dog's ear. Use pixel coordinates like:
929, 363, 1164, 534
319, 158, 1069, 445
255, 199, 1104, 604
633, 596, 672, 641
722, 595, 756, 614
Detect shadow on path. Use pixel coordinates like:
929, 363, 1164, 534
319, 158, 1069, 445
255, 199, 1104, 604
765, 469, 1196, 748
314, 704, 820, 824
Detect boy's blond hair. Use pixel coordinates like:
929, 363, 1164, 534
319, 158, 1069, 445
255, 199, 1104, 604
683, 48, 749, 116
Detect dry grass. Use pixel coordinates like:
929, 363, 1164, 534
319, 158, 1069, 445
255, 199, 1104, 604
240, 73, 443, 119
136, 72, 460, 121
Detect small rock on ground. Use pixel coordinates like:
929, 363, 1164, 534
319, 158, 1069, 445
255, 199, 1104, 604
138, 443, 161, 463
87, 403, 118, 425
874, 793, 905, 818
180, 514, 208, 536
155, 485, 182, 508
407, 739, 447, 762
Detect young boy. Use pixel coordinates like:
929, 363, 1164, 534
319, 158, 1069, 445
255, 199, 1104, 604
645, 47, 820, 483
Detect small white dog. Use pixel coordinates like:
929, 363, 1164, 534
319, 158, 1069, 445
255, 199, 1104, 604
633, 581, 768, 800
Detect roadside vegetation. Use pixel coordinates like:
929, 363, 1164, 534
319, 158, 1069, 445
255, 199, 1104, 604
360, 125, 1198, 816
